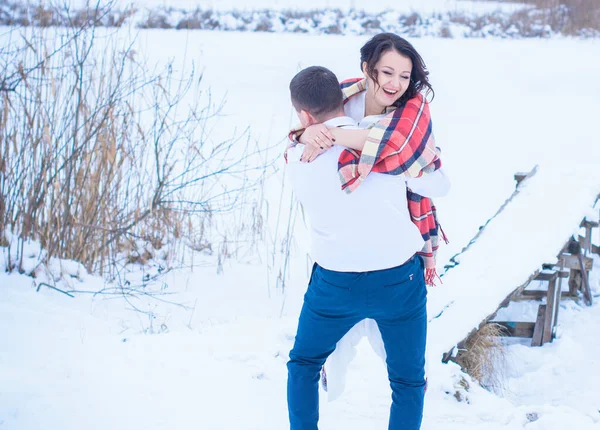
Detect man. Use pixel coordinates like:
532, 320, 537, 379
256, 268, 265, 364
285, 66, 449, 430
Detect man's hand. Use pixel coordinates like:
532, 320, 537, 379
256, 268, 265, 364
299, 124, 335, 152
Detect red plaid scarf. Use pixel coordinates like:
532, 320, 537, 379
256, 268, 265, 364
338, 78, 447, 286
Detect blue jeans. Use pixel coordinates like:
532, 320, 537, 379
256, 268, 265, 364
287, 256, 427, 430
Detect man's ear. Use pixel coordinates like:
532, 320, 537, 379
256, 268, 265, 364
298, 109, 315, 128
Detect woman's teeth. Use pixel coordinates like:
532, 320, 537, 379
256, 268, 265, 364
383, 88, 397, 96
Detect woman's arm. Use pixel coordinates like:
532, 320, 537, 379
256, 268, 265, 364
329, 128, 369, 152
299, 125, 369, 162
300, 125, 369, 152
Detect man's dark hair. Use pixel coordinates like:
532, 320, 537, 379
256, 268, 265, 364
289, 66, 343, 120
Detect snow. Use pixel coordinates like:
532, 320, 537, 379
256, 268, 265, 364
2, 29, 600, 430
3, 261, 600, 429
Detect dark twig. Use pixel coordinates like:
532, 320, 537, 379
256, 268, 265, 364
35, 282, 75, 298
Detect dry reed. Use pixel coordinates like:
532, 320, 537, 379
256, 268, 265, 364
0, 2, 268, 281
453, 323, 508, 392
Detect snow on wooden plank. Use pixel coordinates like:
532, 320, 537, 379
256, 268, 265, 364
426, 164, 600, 362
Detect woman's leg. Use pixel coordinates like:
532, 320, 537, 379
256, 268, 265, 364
287, 264, 364, 430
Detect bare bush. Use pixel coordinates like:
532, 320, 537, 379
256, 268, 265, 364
478, 0, 600, 33
453, 323, 507, 392
138, 7, 174, 29
0, 2, 268, 280
440, 25, 453, 38
0, 0, 137, 28
556, 0, 600, 32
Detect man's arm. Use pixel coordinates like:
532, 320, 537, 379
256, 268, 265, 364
405, 169, 450, 198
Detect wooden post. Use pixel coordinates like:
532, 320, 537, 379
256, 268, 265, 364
584, 225, 592, 254
542, 274, 558, 344
579, 219, 598, 255
578, 253, 593, 306
561, 253, 592, 298
553, 258, 566, 328
568, 268, 582, 297
531, 305, 546, 347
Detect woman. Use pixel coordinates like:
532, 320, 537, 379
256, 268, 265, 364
299, 33, 434, 157
295, 32, 445, 284
289, 33, 448, 413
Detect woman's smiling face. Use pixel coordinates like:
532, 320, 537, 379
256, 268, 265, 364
363, 49, 413, 114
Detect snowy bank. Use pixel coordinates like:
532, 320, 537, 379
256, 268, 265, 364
1, 0, 599, 38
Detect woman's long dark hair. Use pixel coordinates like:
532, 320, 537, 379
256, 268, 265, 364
360, 33, 434, 107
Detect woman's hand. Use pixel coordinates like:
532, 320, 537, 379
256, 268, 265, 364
298, 124, 336, 151
300, 145, 325, 163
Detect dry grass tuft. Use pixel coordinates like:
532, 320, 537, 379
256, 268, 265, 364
453, 323, 507, 391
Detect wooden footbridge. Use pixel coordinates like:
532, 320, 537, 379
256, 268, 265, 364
425, 165, 600, 366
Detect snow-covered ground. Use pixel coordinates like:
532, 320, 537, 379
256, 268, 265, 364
2, 30, 600, 429
1, 254, 599, 429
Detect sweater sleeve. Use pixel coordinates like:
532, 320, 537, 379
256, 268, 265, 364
405, 168, 450, 198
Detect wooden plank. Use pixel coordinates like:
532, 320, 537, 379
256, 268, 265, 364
498, 269, 539, 309
542, 278, 558, 344
531, 305, 546, 347
560, 254, 593, 271
514, 172, 529, 185
542, 268, 569, 278
521, 291, 548, 299
534, 271, 558, 282
564, 254, 592, 270
516, 291, 574, 300
513, 168, 538, 187
580, 219, 599, 228
492, 322, 535, 338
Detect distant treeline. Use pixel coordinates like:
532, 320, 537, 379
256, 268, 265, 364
0, 0, 598, 38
